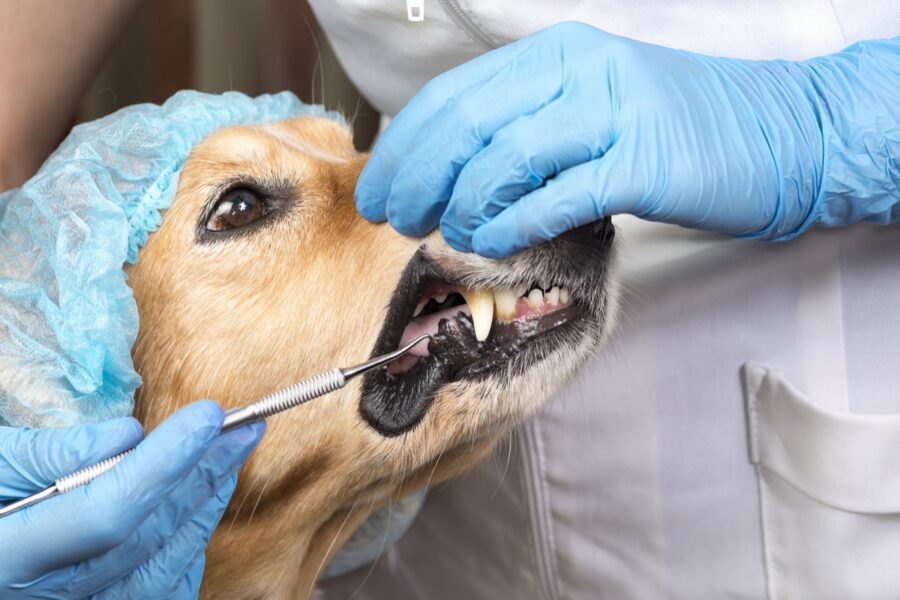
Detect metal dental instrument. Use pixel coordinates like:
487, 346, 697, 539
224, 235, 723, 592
0, 334, 431, 520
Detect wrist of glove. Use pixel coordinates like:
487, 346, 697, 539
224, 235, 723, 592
356, 23, 900, 258
798, 40, 900, 233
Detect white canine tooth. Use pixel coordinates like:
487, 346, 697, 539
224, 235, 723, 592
433, 293, 448, 304
547, 286, 560, 306
560, 287, 570, 304
460, 288, 494, 342
413, 298, 427, 318
514, 284, 528, 298
493, 288, 518, 321
526, 288, 544, 308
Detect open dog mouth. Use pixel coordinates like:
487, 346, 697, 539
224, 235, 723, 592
387, 279, 578, 376
359, 219, 615, 437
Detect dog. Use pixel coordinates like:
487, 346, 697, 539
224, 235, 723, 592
125, 114, 618, 598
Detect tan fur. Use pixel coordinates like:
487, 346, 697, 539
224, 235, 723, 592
125, 116, 615, 599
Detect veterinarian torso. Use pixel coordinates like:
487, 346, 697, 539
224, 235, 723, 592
310, 2, 900, 598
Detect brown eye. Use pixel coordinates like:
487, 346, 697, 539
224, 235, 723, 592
206, 188, 268, 231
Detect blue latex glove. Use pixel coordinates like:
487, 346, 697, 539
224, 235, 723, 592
356, 23, 900, 258
0, 401, 264, 599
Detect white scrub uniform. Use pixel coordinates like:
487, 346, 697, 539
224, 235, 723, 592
311, 3, 900, 598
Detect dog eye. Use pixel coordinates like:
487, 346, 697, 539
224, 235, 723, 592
206, 188, 268, 231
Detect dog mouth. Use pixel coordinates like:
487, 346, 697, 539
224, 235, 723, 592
387, 280, 578, 377
360, 220, 614, 437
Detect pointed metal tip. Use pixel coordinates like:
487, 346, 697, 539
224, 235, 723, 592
339, 334, 432, 381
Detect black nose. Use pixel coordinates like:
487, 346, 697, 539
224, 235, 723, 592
591, 217, 615, 246
561, 217, 615, 249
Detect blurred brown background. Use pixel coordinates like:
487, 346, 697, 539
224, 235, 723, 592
80, 0, 380, 150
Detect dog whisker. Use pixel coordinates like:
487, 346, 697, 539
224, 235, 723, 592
246, 477, 272, 525
312, 499, 359, 586
345, 500, 393, 600
226, 474, 264, 534
490, 431, 516, 502
420, 433, 453, 497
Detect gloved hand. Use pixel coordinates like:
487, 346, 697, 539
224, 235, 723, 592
0, 401, 264, 599
356, 22, 900, 258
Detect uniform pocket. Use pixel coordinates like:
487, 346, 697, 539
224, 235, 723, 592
744, 363, 900, 600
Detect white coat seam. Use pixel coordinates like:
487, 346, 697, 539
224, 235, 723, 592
532, 417, 563, 600
519, 418, 561, 600
756, 466, 778, 600
746, 366, 775, 599
436, 0, 499, 50
744, 365, 763, 465
749, 393, 761, 464
516, 430, 544, 595
825, 0, 850, 46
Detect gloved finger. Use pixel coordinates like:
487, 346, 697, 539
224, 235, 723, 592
355, 34, 541, 222
471, 149, 637, 258
92, 475, 236, 600
383, 49, 564, 241
0, 418, 143, 500
6, 401, 225, 579
440, 97, 612, 251
60, 421, 264, 598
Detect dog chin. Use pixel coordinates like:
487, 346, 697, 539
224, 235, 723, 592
477, 307, 614, 429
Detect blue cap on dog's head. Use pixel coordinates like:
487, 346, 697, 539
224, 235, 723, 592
0, 91, 339, 427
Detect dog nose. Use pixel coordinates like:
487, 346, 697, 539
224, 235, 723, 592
561, 217, 615, 250
591, 217, 615, 246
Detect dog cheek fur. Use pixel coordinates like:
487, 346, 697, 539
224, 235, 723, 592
124, 117, 620, 599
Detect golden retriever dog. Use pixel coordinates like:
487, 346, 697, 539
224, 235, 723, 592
125, 114, 618, 599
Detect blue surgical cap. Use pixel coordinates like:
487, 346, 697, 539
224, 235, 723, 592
0, 91, 339, 427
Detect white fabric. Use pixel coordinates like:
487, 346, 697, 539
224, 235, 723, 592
310, 2, 900, 598
310, 0, 900, 115
746, 364, 900, 598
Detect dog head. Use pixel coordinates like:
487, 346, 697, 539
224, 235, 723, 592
126, 115, 617, 597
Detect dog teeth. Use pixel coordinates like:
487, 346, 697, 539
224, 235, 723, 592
413, 298, 428, 318
493, 288, 519, 321
526, 288, 544, 308
547, 286, 560, 306
411, 283, 573, 341
460, 288, 494, 342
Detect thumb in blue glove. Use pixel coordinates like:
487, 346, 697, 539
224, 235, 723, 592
0, 400, 265, 599
357, 22, 900, 258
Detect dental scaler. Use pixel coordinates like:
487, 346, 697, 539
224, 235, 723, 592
0, 335, 431, 519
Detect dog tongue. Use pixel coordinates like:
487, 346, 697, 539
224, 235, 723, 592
388, 304, 472, 376
398, 304, 472, 357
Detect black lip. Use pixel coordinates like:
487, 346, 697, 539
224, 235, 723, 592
359, 219, 614, 437
358, 251, 448, 436
434, 303, 585, 380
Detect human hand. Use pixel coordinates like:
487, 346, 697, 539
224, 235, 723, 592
356, 23, 900, 257
0, 401, 264, 599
